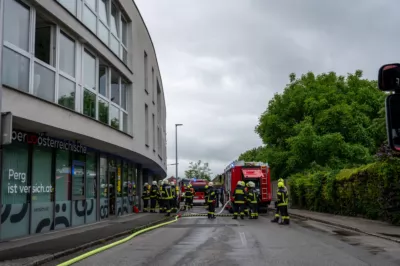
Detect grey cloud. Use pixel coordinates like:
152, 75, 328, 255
135, 0, 400, 177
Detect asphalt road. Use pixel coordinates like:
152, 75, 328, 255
65, 208, 400, 266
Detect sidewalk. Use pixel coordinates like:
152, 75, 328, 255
0, 213, 169, 265
287, 207, 400, 243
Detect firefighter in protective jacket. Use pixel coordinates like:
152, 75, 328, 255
232, 181, 246, 219
246, 181, 259, 219
141, 183, 150, 212
170, 181, 178, 213
207, 182, 217, 219
272, 178, 287, 221
160, 180, 172, 216
271, 181, 290, 224
150, 181, 159, 213
184, 184, 194, 210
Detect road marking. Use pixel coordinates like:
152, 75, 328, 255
239, 232, 247, 247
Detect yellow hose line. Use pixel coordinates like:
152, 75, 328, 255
57, 215, 179, 266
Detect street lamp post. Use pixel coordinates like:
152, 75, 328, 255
175, 124, 183, 181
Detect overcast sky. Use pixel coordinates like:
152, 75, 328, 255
135, 0, 398, 178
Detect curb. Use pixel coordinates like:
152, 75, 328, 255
26, 216, 174, 266
268, 208, 400, 244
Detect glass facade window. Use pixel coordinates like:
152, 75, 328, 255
59, 32, 75, 77
2, 47, 29, 93
99, 65, 107, 97
0, 130, 143, 240
3, 0, 30, 51
83, 5, 96, 33
110, 105, 120, 129
55, 149, 71, 230
31, 147, 53, 234
83, 89, 96, 118
58, 0, 77, 15
83, 50, 96, 91
58, 76, 75, 110
34, 62, 55, 102
111, 70, 120, 105
98, 98, 109, 124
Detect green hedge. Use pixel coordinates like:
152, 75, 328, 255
289, 159, 400, 225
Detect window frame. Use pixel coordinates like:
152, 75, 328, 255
2, 0, 131, 134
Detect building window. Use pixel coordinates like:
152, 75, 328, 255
3, 0, 30, 52
2, 0, 131, 134
144, 51, 148, 93
152, 114, 155, 151
83, 89, 96, 118
74, 0, 128, 63
110, 104, 120, 129
58, 0, 77, 15
152, 68, 155, 103
145, 104, 149, 146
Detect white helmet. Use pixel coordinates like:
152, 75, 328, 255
144, 183, 149, 187
237, 181, 242, 185
248, 181, 255, 188
163, 180, 169, 185
208, 182, 214, 186
170, 181, 175, 185
152, 181, 157, 185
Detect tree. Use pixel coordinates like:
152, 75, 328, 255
184, 160, 212, 181
240, 70, 386, 179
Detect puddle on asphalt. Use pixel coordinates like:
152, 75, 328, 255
166, 224, 242, 228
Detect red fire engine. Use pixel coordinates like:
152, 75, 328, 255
180, 178, 208, 205
223, 161, 271, 213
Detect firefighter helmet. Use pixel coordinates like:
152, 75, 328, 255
152, 181, 157, 185
278, 181, 284, 188
208, 182, 214, 187
170, 181, 175, 186
163, 180, 169, 185
144, 183, 149, 187
278, 178, 284, 183
248, 181, 255, 188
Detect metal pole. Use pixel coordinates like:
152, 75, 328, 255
175, 125, 177, 180
0, 0, 4, 236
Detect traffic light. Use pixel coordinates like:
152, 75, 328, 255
379, 64, 400, 151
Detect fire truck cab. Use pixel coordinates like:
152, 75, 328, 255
223, 161, 271, 213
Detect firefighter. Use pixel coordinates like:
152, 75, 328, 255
150, 181, 159, 213
244, 182, 250, 217
204, 184, 209, 207
272, 178, 287, 220
190, 185, 195, 209
141, 183, 150, 212
232, 181, 246, 219
184, 184, 194, 210
271, 181, 290, 224
158, 180, 164, 213
207, 182, 217, 219
170, 181, 178, 213
246, 181, 259, 219
160, 180, 172, 216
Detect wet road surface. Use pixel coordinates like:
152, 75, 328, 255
69, 208, 400, 266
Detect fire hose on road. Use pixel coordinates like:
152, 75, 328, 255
57, 202, 233, 265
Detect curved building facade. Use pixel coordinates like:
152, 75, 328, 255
0, 0, 167, 239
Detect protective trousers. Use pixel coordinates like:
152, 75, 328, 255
159, 199, 165, 213
163, 199, 171, 216
208, 202, 216, 218
233, 203, 245, 219
143, 199, 149, 212
250, 203, 258, 219
185, 198, 192, 210
271, 202, 280, 222
170, 198, 177, 213
150, 198, 157, 212
279, 205, 290, 224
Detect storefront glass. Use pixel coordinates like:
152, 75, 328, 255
1, 142, 29, 239
86, 152, 97, 223
99, 156, 108, 219
30, 146, 53, 234
55, 149, 71, 230
1, 129, 143, 240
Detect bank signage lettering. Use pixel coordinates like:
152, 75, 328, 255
7, 169, 53, 194
12, 130, 87, 154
